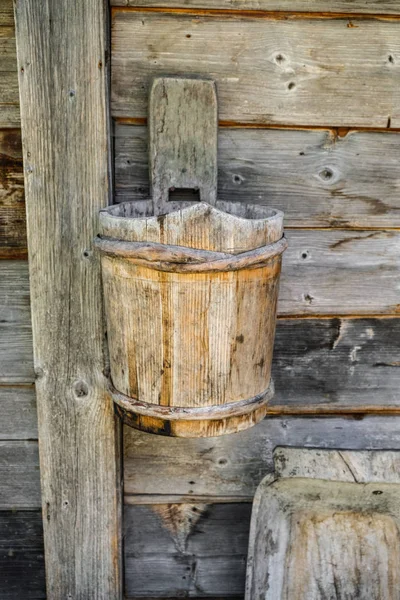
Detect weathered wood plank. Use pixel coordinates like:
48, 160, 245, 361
0, 128, 26, 257
0, 1, 19, 128
115, 125, 400, 229
0, 386, 37, 439
0, 441, 40, 509
112, 12, 400, 127
280, 230, 400, 315
274, 448, 400, 483
124, 503, 251, 597
110, 1, 400, 13
124, 415, 400, 501
14, 1, 122, 598
0, 510, 45, 599
247, 478, 400, 600
0, 261, 34, 383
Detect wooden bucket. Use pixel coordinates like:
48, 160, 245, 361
96, 199, 287, 437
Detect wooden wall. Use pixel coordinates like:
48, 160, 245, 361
1, 0, 400, 598
109, 2, 400, 598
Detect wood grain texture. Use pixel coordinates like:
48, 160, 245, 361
3, 267, 400, 411
0, 1, 19, 127
149, 77, 217, 214
246, 478, 400, 600
280, 230, 400, 315
14, 0, 122, 597
0, 441, 40, 509
109, 1, 400, 13
0, 128, 26, 257
115, 125, 400, 229
0, 386, 37, 439
274, 448, 400, 483
0, 261, 34, 383
111, 12, 400, 127
0, 510, 45, 599
124, 503, 251, 597
99, 202, 283, 436
124, 415, 400, 501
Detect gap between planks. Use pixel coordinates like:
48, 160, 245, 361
111, 6, 400, 21
113, 117, 400, 136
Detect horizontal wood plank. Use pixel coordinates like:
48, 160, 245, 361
0, 386, 37, 439
110, 2, 400, 13
124, 503, 251, 597
0, 441, 40, 509
0, 261, 34, 383
279, 230, 400, 315
274, 448, 400, 483
0, 511, 45, 599
115, 125, 400, 229
0, 6, 19, 128
124, 415, 400, 501
0, 129, 26, 257
111, 12, 400, 127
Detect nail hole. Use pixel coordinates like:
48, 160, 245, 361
233, 174, 243, 184
288, 82, 296, 90
301, 251, 309, 260
20, 67, 24, 73
275, 54, 285, 63
186, 34, 191, 38
218, 458, 228, 465
299, 151, 305, 156
304, 293, 314, 305
387, 116, 392, 128
372, 490, 383, 495
388, 55, 395, 64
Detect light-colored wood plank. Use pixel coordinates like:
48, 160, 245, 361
14, 1, 122, 597
124, 503, 251, 598
115, 125, 400, 229
247, 478, 400, 600
274, 448, 400, 483
0, 261, 34, 383
110, 1, 400, 13
0, 386, 37, 439
0, 128, 26, 258
112, 12, 400, 127
124, 415, 400, 500
0, 510, 45, 600
0, 441, 40, 509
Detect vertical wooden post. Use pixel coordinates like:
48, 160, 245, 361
14, 1, 122, 598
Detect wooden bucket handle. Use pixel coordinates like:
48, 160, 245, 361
149, 77, 218, 216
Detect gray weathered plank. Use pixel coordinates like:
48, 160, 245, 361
0, 128, 26, 257
0, 441, 40, 509
0, 386, 37, 439
246, 478, 400, 600
115, 125, 400, 229
124, 415, 400, 501
110, 1, 400, 13
112, 12, 400, 127
14, 0, 122, 597
124, 503, 251, 598
0, 510, 45, 599
274, 448, 400, 483
279, 230, 400, 315
0, 261, 34, 383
